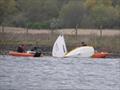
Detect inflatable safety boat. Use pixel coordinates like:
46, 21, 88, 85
9, 51, 34, 57
92, 52, 109, 58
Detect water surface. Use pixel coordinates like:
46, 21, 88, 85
0, 55, 120, 90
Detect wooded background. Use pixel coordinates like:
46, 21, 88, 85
0, 0, 120, 29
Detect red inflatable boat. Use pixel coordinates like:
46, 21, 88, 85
92, 52, 109, 58
9, 51, 34, 57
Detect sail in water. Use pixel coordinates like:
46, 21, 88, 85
52, 35, 67, 57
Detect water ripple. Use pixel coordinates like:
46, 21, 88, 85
0, 55, 120, 90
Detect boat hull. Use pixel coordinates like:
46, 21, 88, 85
9, 51, 34, 57
92, 52, 109, 58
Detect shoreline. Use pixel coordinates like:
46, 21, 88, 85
0, 28, 120, 58
0, 44, 120, 58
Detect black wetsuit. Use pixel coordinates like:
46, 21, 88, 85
34, 51, 41, 57
31, 47, 42, 57
17, 46, 24, 53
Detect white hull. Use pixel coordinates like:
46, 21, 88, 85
64, 46, 94, 58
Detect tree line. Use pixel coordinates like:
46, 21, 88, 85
0, 0, 120, 29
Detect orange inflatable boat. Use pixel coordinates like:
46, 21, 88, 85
9, 51, 109, 58
9, 51, 34, 57
92, 52, 109, 58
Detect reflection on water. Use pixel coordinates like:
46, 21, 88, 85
0, 55, 120, 90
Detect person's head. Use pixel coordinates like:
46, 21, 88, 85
19, 44, 25, 48
81, 42, 85, 44
20, 44, 24, 47
34, 47, 37, 50
81, 41, 87, 46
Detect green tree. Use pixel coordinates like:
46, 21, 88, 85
111, 0, 120, 6
17, 0, 59, 23
114, 6, 120, 28
59, 0, 87, 28
97, 0, 112, 6
56, 0, 69, 9
85, 0, 97, 9
85, 0, 112, 9
0, 0, 17, 24
91, 4, 119, 28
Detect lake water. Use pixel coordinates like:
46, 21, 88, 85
0, 55, 120, 90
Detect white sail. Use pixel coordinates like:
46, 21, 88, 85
52, 35, 67, 57
65, 46, 94, 58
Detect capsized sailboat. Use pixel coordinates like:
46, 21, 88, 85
52, 35, 109, 58
52, 35, 94, 58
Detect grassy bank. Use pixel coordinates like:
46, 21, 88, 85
0, 32, 120, 56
